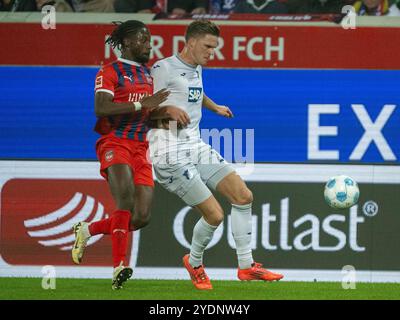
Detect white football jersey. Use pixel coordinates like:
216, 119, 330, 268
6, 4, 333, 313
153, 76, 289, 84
149, 55, 204, 155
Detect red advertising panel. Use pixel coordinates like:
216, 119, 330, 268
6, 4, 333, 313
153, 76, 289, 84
0, 179, 132, 266
0, 23, 399, 69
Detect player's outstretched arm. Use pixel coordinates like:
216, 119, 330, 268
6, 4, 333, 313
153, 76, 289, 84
95, 89, 170, 117
95, 92, 138, 117
140, 88, 170, 110
202, 93, 234, 118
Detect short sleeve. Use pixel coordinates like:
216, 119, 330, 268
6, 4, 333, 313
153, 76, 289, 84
94, 66, 117, 97
151, 60, 169, 94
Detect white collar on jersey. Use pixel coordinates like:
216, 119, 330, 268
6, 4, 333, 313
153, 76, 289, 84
118, 57, 142, 66
175, 54, 198, 69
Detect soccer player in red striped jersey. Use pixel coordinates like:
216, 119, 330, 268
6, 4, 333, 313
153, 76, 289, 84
71, 20, 189, 290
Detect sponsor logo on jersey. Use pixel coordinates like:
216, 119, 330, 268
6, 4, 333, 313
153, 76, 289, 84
95, 76, 103, 89
188, 87, 202, 102
105, 150, 114, 162
128, 92, 148, 102
124, 75, 133, 83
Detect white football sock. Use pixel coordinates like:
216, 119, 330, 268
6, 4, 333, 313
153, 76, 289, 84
231, 203, 254, 269
189, 217, 218, 268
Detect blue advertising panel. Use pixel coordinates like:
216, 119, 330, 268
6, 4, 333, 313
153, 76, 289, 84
0, 66, 398, 163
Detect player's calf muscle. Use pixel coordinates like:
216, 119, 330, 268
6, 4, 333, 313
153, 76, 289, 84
131, 214, 151, 229
112, 190, 135, 211
196, 197, 224, 226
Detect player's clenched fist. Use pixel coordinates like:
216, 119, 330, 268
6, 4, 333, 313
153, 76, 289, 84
164, 106, 191, 128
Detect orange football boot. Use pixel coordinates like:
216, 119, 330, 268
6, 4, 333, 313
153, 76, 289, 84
238, 262, 284, 281
182, 254, 213, 290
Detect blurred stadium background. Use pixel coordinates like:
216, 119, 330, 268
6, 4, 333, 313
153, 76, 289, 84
0, 1, 400, 289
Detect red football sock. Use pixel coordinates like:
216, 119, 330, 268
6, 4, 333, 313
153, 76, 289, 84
88, 217, 112, 236
110, 210, 131, 268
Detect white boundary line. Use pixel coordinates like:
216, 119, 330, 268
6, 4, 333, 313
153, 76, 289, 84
0, 265, 399, 283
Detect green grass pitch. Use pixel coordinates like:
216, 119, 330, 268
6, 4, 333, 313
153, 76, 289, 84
0, 278, 399, 300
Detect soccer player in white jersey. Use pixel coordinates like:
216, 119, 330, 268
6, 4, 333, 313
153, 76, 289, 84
149, 20, 284, 290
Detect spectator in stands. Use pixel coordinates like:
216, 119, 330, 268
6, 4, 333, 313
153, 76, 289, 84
36, 0, 73, 11
233, 0, 288, 13
0, 0, 72, 10
353, 0, 400, 15
70, 0, 114, 11
1, 0, 36, 10
286, 0, 353, 14
209, 0, 238, 13
167, 0, 208, 17
114, 0, 155, 13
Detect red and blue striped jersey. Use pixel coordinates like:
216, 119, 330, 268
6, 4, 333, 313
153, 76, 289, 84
94, 58, 153, 142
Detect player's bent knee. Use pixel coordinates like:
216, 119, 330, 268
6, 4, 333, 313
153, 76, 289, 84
245, 189, 254, 203
232, 188, 253, 205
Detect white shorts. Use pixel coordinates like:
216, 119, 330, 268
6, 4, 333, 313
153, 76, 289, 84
152, 141, 235, 206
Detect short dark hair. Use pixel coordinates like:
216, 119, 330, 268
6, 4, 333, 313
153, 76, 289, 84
106, 20, 147, 49
185, 20, 220, 42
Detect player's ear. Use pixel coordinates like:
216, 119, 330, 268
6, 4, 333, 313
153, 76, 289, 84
187, 37, 197, 49
122, 38, 131, 49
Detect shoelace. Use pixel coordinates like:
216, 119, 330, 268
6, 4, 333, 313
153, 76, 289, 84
253, 262, 263, 269
253, 263, 274, 275
194, 268, 208, 282
80, 237, 88, 247
74, 226, 88, 252
252, 263, 280, 277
